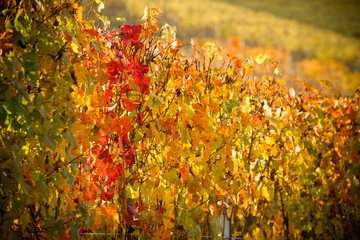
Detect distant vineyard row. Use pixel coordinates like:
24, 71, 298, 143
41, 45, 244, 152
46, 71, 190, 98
105, 0, 360, 66
104, 0, 360, 95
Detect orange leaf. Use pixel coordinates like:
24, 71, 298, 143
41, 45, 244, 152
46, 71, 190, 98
121, 95, 140, 112
179, 164, 189, 183
220, 126, 231, 139
234, 59, 242, 68
119, 115, 132, 134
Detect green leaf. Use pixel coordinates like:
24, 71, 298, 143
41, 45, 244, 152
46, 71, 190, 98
14, 9, 30, 38
44, 135, 56, 151
20, 180, 29, 196
67, 221, 80, 240
61, 168, 74, 187
163, 170, 180, 185
224, 99, 239, 114
45, 218, 65, 237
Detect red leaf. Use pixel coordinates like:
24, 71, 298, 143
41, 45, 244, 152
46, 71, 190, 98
118, 134, 130, 152
99, 129, 109, 145
106, 60, 124, 84
125, 148, 135, 165
138, 204, 145, 212
83, 26, 100, 38
141, 220, 149, 233
136, 112, 144, 124
171, 129, 179, 139
103, 87, 113, 106
91, 173, 99, 182
104, 30, 117, 40
120, 25, 141, 40
118, 137, 124, 152
128, 57, 150, 94
100, 189, 113, 201
120, 25, 143, 49
120, 75, 133, 93
157, 205, 164, 214
107, 163, 124, 183
116, 164, 124, 176
122, 135, 130, 145
106, 60, 120, 76
98, 148, 111, 161
124, 211, 140, 226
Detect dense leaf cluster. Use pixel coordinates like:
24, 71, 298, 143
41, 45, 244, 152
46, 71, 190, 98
1, 1, 359, 239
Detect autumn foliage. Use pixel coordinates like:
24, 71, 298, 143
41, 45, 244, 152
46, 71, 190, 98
1, 0, 359, 239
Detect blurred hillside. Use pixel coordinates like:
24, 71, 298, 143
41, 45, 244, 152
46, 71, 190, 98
102, 0, 360, 95
219, 0, 360, 39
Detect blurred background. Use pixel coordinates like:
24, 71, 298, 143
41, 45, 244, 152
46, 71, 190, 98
101, 0, 360, 95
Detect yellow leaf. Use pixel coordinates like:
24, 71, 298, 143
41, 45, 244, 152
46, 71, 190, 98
163, 217, 173, 230
265, 137, 275, 145
76, 32, 90, 52
255, 53, 267, 64
162, 24, 177, 41
74, 3, 83, 22
262, 185, 270, 201
226, 68, 234, 77
240, 96, 251, 113
203, 42, 223, 60
276, 78, 285, 86
253, 227, 262, 240
270, 146, 278, 156
70, 42, 79, 53
210, 99, 220, 113
244, 233, 251, 240
244, 62, 254, 75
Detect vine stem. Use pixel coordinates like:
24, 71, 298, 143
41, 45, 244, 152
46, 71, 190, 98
279, 188, 290, 240
45, 151, 89, 178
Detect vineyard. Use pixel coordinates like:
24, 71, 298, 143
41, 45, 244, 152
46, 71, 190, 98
0, 0, 359, 239
106, 0, 360, 95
